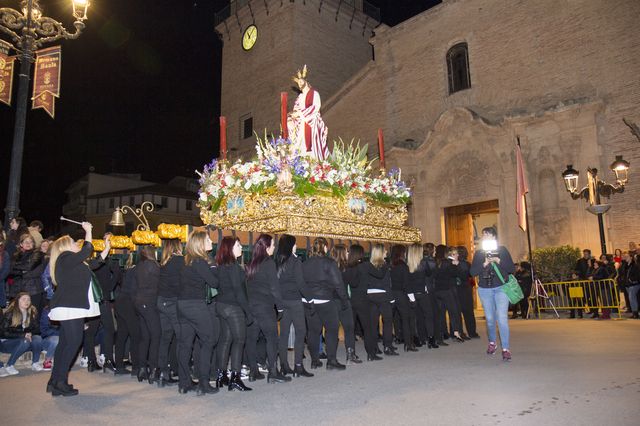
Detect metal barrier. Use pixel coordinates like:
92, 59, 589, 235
534, 278, 621, 318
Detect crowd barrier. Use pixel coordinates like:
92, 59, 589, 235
532, 278, 621, 318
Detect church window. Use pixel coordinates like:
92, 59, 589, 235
242, 115, 253, 139
447, 43, 471, 94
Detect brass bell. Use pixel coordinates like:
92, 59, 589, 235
109, 207, 125, 227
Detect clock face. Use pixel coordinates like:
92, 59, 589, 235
242, 25, 258, 51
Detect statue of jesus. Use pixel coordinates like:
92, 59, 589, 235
287, 65, 329, 161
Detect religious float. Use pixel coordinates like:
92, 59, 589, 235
197, 66, 421, 244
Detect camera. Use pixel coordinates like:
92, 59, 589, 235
482, 238, 498, 258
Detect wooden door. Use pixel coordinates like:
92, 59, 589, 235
445, 205, 473, 255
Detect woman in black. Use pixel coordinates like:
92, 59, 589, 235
215, 237, 252, 391
9, 233, 43, 313
406, 243, 439, 349
156, 238, 183, 387
433, 245, 465, 343
302, 237, 349, 370
47, 222, 101, 396
360, 243, 398, 357
455, 246, 477, 338
134, 245, 162, 384
389, 244, 416, 352
276, 234, 314, 377
345, 244, 378, 360
246, 234, 290, 383
177, 230, 219, 396
114, 254, 140, 375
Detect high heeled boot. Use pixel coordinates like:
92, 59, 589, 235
148, 368, 161, 385
248, 368, 265, 382
215, 369, 230, 388
280, 362, 294, 375
346, 348, 363, 364
158, 370, 178, 387
228, 371, 252, 391
427, 337, 439, 349
267, 369, 291, 383
87, 359, 102, 372
137, 366, 149, 383
292, 363, 314, 377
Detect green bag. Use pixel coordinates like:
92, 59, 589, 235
491, 262, 524, 304
90, 272, 103, 304
205, 284, 218, 304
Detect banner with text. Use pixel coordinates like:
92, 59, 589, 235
32, 46, 62, 118
0, 41, 14, 106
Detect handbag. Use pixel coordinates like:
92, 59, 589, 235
491, 262, 524, 304
90, 272, 103, 304
205, 284, 218, 304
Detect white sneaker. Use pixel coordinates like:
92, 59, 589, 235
31, 362, 44, 372
79, 356, 88, 368
97, 354, 105, 367
0, 367, 9, 377
5, 365, 19, 375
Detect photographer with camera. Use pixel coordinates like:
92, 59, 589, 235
470, 227, 515, 362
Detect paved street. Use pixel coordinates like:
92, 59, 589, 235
1, 319, 639, 425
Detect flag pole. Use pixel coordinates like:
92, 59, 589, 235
517, 137, 535, 270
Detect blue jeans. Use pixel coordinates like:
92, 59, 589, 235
478, 286, 510, 350
42, 335, 59, 359
0, 335, 43, 365
627, 284, 640, 313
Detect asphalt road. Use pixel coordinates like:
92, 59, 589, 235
1, 318, 639, 425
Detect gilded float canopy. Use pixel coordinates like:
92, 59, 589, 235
198, 136, 421, 244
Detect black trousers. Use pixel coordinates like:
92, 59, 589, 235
50, 318, 84, 383
415, 293, 437, 340
177, 299, 219, 387
135, 301, 161, 369
368, 293, 393, 349
307, 301, 340, 362
278, 299, 306, 366
435, 289, 462, 335
351, 297, 375, 356
246, 304, 278, 371
114, 294, 140, 369
457, 285, 477, 335
157, 296, 180, 374
216, 302, 246, 372
392, 290, 412, 344
83, 301, 116, 362
337, 300, 356, 351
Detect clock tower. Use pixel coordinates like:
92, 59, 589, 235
214, 0, 378, 158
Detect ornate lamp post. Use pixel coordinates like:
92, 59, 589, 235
561, 155, 630, 255
1, 0, 90, 228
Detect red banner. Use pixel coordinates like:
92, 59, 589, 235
32, 46, 62, 118
0, 52, 15, 107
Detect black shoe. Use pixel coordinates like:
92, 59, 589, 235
196, 382, 219, 396
102, 359, 116, 374
470, 334, 481, 339
87, 360, 102, 372
367, 354, 383, 361
114, 367, 131, 375
158, 371, 178, 387
293, 364, 314, 377
148, 368, 161, 385
51, 381, 79, 397
280, 362, 294, 375
318, 352, 328, 360
462, 334, 471, 341
215, 369, 230, 388
375, 347, 383, 355
228, 371, 252, 391
413, 337, 423, 348
442, 333, 450, 340
427, 337, 439, 349
326, 360, 346, 370
384, 347, 399, 356
267, 370, 291, 383
248, 369, 265, 382
346, 348, 363, 364
632, 312, 639, 319
178, 380, 197, 394
46, 378, 54, 393
310, 359, 323, 369
404, 344, 418, 352
137, 367, 149, 383
436, 340, 449, 347
453, 335, 465, 343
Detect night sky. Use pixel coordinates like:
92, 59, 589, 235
0, 0, 440, 233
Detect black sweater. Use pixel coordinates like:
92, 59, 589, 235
158, 255, 184, 298
390, 262, 409, 292
217, 263, 251, 316
50, 242, 94, 310
119, 266, 137, 298
0, 309, 40, 338
179, 258, 218, 301
406, 259, 429, 294
470, 246, 516, 288
433, 259, 465, 292
91, 257, 122, 300
134, 259, 160, 305
247, 258, 283, 310
357, 262, 391, 293
342, 265, 361, 299
10, 250, 44, 296
277, 256, 308, 301
302, 256, 348, 303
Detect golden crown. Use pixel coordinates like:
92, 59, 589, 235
292, 64, 308, 82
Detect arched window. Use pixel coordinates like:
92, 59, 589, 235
446, 43, 471, 94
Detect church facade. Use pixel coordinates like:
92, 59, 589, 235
216, 0, 640, 260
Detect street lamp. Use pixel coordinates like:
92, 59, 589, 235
561, 156, 630, 255
1, 0, 90, 229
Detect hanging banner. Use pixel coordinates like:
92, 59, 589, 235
32, 45, 62, 118
0, 40, 14, 106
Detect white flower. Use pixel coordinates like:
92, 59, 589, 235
199, 192, 208, 201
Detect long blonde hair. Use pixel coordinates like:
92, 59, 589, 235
185, 230, 209, 266
6, 292, 37, 328
407, 243, 423, 273
50, 235, 77, 286
369, 243, 386, 268
161, 239, 182, 266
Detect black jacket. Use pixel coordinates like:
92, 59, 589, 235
247, 257, 284, 310
118, 266, 138, 298
179, 258, 218, 301
0, 309, 40, 338
159, 255, 184, 298
134, 259, 160, 305
406, 259, 429, 294
217, 263, 251, 317
49, 242, 94, 310
433, 259, 464, 292
9, 250, 44, 297
277, 255, 308, 301
302, 256, 348, 303
390, 262, 409, 292
470, 246, 515, 288
343, 264, 363, 300
91, 257, 122, 301
357, 262, 393, 302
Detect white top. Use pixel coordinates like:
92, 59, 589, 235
49, 283, 101, 321
367, 289, 386, 294
314, 299, 330, 304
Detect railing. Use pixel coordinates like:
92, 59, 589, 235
214, 0, 381, 27
533, 278, 621, 318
